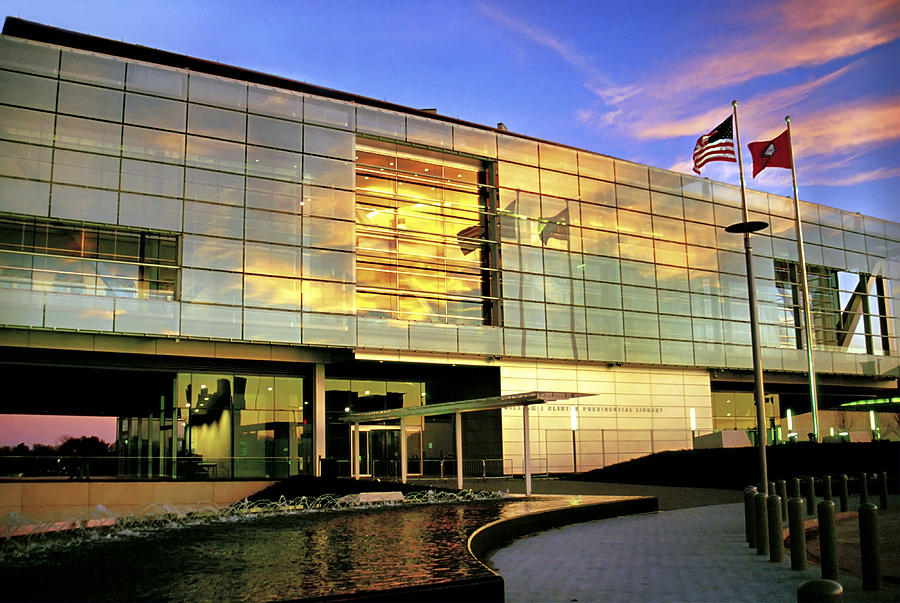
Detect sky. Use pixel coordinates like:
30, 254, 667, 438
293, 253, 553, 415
1, 0, 898, 223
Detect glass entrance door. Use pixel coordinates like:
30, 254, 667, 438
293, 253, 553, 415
358, 426, 400, 478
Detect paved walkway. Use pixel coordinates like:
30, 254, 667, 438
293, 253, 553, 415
488, 502, 900, 602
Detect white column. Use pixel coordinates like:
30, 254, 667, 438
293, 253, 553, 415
313, 364, 326, 477
455, 412, 464, 491
523, 405, 532, 496
400, 426, 408, 484
350, 423, 359, 479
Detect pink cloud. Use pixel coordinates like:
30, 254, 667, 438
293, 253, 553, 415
0, 415, 116, 448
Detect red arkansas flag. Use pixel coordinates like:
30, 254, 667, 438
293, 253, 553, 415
748, 129, 793, 177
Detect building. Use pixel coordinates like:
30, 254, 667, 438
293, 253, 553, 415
0, 18, 897, 482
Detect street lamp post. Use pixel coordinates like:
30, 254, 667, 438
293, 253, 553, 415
726, 100, 769, 494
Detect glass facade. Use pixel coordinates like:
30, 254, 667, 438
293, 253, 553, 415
0, 33, 896, 373
0, 26, 897, 480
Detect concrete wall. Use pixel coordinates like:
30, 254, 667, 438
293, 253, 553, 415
0, 480, 275, 525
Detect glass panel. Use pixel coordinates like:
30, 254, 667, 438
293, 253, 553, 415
499, 161, 539, 192
243, 307, 301, 343
616, 184, 650, 213
303, 249, 355, 282
0, 106, 54, 145
245, 208, 301, 245
303, 216, 354, 250
248, 114, 302, 151
649, 168, 681, 194
124, 93, 186, 130
0, 70, 56, 111
622, 285, 657, 312
245, 242, 301, 277
122, 125, 184, 163
180, 303, 242, 338
126, 63, 187, 99
244, 274, 301, 310
117, 193, 183, 231
539, 143, 577, 173
498, 135, 538, 164
120, 158, 184, 198
187, 135, 245, 173
185, 168, 244, 206
56, 116, 122, 155
302, 185, 354, 220
540, 170, 578, 199
60, 50, 125, 87
624, 311, 659, 337
712, 182, 741, 206
189, 73, 247, 110
583, 281, 621, 309
44, 293, 114, 331
615, 160, 648, 187
114, 298, 179, 335
659, 314, 693, 340
181, 268, 242, 304
656, 266, 690, 292
0, 37, 59, 76
246, 177, 301, 213
620, 259, 655, 286
247, 145, 302, 181
249, 85, 301, 120
578, 153, 613, 180
303, 155, 353, 189
302, 280, 355, 313
357, 107, 405, 138
50, 185, 118, 223
406, 116, 452, 148
657, 289, 692, 314
304, 124, 354, 160
187, 104, 246, 141
0, 177, 49, 215
0, 140, 52, 181
183, 200, 244, 238
57, 81, 123, 122
303, 96, 354, 129
302, 313, 355, 346
452, 125, 495, 157
183, 235, 243, 271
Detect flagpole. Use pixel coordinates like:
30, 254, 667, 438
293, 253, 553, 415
730, 100, 769, 494
785, 115, 820, 442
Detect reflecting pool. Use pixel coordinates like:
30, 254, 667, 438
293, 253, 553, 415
1, 500, 508, 601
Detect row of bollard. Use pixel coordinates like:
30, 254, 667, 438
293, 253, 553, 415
743, 471, 889, 601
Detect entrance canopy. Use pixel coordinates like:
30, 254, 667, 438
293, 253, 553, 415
342, 391, 586, 495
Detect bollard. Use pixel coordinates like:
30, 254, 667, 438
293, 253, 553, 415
789, 497, 808, 570
777, 479, 788, 519
790, 476, 802, 500
823, 475, 832, 502
755, 492, 769, 556
859, 472, 869, 506
805, 476, 816, 516
859, 503, 881, 591
797, 579, 843, 602
818, 500, 839, 580
744, 486, 758, 546
878, 472, 889, 510
837, 474, 849, 513
768, 494, 784, 563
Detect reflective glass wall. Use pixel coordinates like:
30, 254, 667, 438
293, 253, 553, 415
0, 33, 897, 378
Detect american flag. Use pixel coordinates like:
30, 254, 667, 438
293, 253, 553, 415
692, 115, 736, 174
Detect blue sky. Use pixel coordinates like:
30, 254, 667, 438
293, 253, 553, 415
2, 0, 898, 223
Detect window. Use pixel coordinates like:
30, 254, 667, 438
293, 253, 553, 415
0, 217, 178, 299
774, 259, 892, 355
355, 138, 499, 325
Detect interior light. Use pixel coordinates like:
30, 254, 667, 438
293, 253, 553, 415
201, 385, 207, 389
830, 427, 835, 436
344, 407, 351, 412
364, 390, 371, 395
570, 406, 578, 431
689, 408, 696, 432
267, 387, 273, 391
869, 410, 876, 430
786, 409, 793, 431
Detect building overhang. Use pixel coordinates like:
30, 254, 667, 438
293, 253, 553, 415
341, 391, 585, 423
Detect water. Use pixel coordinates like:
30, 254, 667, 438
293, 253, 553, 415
0, 500, 509, 601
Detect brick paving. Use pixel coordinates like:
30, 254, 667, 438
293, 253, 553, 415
484, 484, 900, 602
